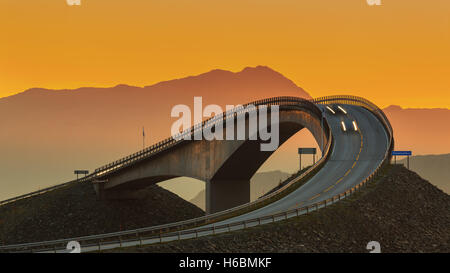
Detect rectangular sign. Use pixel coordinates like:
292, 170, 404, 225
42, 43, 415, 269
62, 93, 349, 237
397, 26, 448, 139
392, 151, 412, 156
74, 170, 89, 175
298, 148, 317, 154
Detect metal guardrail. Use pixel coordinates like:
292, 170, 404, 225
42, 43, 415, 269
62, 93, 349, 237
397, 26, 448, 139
0, 95, 394, 253
0, 179, 82, 207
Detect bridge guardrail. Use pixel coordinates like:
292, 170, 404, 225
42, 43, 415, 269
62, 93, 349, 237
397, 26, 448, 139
0, 95, 393, 252
0, 178, 85, 207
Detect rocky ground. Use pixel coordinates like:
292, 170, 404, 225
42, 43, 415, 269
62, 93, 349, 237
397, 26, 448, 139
0, 182, 204, 245
108, 165, 450, 253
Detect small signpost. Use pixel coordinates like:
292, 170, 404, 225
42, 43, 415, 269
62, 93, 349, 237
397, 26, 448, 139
74, 170, 89, 180
391, 151, 412, 169
298, 148, 317, 171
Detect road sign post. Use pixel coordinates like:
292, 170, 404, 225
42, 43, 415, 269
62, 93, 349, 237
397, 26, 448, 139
74, 170, 89, 180
298, 148, 317, 171
391, 151, 412, 169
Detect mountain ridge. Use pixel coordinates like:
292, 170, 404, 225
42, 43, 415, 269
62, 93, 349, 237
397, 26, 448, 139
1, 66, 309, 101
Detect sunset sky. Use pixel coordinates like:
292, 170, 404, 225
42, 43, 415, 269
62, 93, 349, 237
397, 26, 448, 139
1, 0, 449, 108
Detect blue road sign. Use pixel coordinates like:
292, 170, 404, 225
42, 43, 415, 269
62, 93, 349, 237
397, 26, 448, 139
392, 151, 412, 156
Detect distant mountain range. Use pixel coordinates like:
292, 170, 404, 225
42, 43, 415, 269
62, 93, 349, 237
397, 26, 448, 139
189, 171, 291, 211
398, 154, 450, 194
383, 105, 450, 155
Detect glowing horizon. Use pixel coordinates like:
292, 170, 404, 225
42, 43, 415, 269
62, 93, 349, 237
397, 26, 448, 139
1, 0, 449, 109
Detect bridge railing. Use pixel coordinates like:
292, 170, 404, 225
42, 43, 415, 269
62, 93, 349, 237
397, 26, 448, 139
0, 95, 394, 252
0, 178, 86, 207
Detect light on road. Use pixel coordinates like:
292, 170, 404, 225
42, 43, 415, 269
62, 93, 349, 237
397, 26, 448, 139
352, 121, 358, 131
341, 121, 347, 132
338, 106, 347, 114
326, 106, 336, 114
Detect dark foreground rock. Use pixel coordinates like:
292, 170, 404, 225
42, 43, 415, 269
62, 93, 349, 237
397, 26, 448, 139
0, 182, 204, 245
109, 165, 450, 253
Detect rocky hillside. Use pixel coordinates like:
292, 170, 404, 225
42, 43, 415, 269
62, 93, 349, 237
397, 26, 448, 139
0, 182, 204, 245
110, 165, 450, 253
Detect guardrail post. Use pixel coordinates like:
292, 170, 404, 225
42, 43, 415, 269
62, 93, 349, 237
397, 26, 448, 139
306, 206, 309, 214
227, 224, 231, 232
98, 241, 101, 252
296, 208, 299, 216
272, 215, 275, 222
177, 231, 181, 240
159, 231, 162, 243
213, 225, 216, 235
285, 211, 288, 219
258, 218, 261, 225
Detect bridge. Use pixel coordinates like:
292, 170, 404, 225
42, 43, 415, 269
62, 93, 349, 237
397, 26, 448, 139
0, 95, 394, 252
91, 97, 331, 214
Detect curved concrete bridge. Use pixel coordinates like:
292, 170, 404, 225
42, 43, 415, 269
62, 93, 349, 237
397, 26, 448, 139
93, 97, 331, 214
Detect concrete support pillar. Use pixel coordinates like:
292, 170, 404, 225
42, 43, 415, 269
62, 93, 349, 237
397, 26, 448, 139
206, 179, 250, 214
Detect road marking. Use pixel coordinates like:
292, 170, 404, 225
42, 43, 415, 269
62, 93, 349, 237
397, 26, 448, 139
324, 184, 334, 192
288, 201, 305, 210
335, 177, 344, 184
309, 193, 321, 201
322, 128, 365, 196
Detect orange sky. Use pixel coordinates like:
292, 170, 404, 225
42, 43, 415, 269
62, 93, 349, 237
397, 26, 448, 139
0, 0, 449, 108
